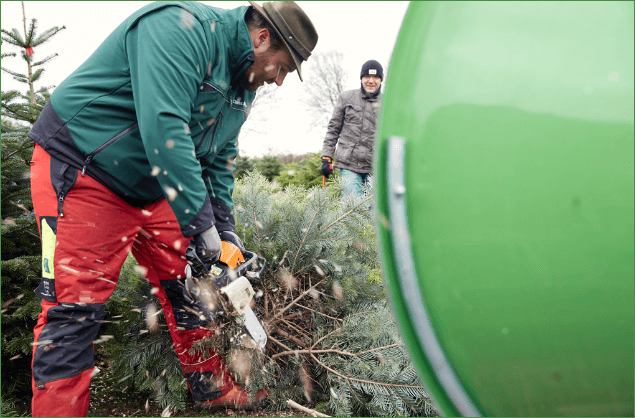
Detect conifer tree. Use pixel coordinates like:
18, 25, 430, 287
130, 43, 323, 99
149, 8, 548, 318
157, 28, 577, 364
235, 153, 255, 180
275, 152, 326, 189
254, 155, 284, 181
1, 2, 65, 406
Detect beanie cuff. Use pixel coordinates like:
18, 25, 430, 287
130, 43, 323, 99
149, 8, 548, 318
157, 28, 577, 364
360, 60, 384, 80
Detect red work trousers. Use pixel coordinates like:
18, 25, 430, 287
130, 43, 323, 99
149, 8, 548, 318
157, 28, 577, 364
29, 144, 236, 417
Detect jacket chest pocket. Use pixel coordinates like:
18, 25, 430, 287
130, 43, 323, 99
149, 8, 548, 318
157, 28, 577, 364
344, 104, 363, 125
370, 101, 379, 117
191, 83, 226, 159
195, 111, 225, 160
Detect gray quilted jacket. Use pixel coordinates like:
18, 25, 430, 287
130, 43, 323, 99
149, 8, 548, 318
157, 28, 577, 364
321, 88, 380, 174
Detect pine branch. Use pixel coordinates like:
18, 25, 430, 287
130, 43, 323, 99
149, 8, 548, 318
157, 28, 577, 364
1, 29, 25, 46
311, 353, 426, 390
290, 200, 325, 274
272, 348, 353, 361
280, 318, 313, 341
32, 26, 66, 46
355, 344, 400, 356
125, 335, 172, 359
271, 343, 402, 363
287, 399, 331, 417
1, 137, 32, 162
0, 66, 26, 79
272, 327, 307, 348
268, 279, 325, 322
295, 303, 343, 322
268, 335, 293, 352
320, 195, 372, 233
348, 244, 376, 264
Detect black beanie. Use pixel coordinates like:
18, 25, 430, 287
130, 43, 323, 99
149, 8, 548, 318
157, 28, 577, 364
360, 60, 383, 80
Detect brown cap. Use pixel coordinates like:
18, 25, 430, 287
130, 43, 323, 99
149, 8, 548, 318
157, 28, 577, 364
248, 1, 318, 81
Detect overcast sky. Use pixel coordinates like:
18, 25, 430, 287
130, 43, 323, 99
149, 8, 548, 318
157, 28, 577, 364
1, 1, 410, 157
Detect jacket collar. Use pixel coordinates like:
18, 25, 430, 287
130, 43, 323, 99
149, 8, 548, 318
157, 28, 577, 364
213, 6, 255, 87
361, 84, 381, 100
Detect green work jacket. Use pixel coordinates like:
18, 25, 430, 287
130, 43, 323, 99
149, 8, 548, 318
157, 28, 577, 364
28, 1, 256, 236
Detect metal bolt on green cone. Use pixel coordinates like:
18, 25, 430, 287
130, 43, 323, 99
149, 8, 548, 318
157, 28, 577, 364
374, 2, 634, 416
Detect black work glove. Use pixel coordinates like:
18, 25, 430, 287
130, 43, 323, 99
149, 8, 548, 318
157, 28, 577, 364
218, 230, 245, 253
183, 226, 222, 324
189, 225, 222, 271
321, 157, 333, 178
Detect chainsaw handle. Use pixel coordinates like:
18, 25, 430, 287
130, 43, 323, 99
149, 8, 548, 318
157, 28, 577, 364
239, 251, 266, 280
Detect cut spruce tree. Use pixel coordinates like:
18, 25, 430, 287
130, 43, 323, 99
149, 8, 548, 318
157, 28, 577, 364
102, 171, 437, 417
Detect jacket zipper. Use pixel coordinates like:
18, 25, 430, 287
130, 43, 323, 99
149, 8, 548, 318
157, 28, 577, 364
201, 111, 223, 160
195, 82, 226, 157
81, 123, 138, 176
201, 82, 225, 97
195, 111, 223, 155
58, 192, 65, 217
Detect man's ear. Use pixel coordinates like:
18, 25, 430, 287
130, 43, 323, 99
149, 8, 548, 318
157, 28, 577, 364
252, 28, 271, 51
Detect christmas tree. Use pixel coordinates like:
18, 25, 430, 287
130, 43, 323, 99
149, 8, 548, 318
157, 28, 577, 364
1, 2, 65, 406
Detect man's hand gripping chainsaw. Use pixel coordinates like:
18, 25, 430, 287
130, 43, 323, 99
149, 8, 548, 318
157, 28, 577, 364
183, 239, 268, 350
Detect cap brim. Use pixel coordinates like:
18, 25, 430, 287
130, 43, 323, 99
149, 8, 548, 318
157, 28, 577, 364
248, 1, 304, 81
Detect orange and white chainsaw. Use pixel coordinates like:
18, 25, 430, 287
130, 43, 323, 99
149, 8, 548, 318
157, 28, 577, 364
184, 240, 267, 350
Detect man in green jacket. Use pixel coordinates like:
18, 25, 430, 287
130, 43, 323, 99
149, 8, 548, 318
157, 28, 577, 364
28, 2, 317, 416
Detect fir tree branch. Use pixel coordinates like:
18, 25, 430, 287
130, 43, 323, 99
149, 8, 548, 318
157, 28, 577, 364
349, 243, 376, 264
291, 249, 341, 276
272, 327, 306, 348
310, 326, 342, 350
342, 308, 375, 320
125, 335, 171, 358
320, 195, 372, 233
268, 280, 325, 322
280, 318, 312, 342
268, 334, 292, 352
310, 353, 427, 390
287, 399, 331, 417
295, 303, 343, 322
290, 201, 326, 273
354, 343, 400, 356
251, 207, 262, 246
315, 289, 337, 300
271, 343, 402, 361
271, 348, 352, 361
289, 220, 302, 244
1, 139, 32, 162
344, 376, 368, 414
264, 289, 269, 317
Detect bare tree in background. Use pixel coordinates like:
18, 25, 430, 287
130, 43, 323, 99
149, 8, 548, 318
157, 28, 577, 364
302, 50, 347, 129
238, 51, 348, 156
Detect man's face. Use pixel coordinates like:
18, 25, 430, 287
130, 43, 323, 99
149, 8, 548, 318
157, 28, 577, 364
241, 35, 296, 92
362, 75, 381, 94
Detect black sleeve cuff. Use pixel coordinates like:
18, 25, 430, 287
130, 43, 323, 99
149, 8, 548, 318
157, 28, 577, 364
181, 194, 214, 238
210, 197, 235, 233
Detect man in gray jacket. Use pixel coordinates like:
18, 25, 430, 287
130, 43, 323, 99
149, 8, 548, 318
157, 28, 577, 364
321, 60, 382, 199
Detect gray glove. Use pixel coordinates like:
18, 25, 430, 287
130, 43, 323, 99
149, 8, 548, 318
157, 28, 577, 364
192, 225, 222, 264
218, 230, 245, 253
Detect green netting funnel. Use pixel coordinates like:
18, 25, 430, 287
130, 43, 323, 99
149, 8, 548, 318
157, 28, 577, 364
374, 2, 634, 416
